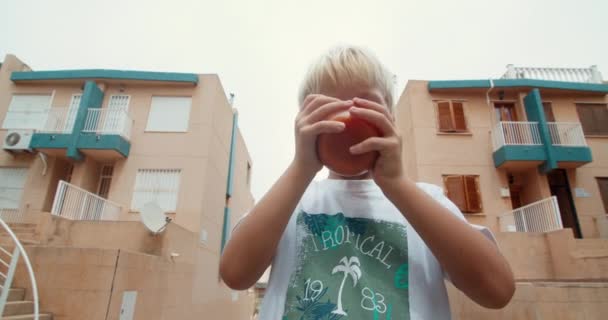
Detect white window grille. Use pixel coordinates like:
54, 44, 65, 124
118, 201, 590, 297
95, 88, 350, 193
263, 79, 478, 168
97, 165, 114, 199
145, 97, 192, 132
131, 169, 181, 213
64, 94, 81, 133
0, 168, 28, 209
2, 94, 52, 130
104, 95, 130, 132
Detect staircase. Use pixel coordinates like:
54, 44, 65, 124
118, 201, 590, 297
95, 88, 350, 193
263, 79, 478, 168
2, 287, 52, 319
0, 223, 38, 245
0, 221, 53, 320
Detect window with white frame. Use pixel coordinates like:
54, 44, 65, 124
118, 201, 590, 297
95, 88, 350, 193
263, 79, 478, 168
131, 169, 181, 213
2, 94, 52, 130
102, 95, 131, 132
145, 96, 191, 132
0, 168, 28, 209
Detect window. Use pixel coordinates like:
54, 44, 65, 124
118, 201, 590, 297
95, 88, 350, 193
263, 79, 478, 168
64, 94, 82, 133
2, 94, 52, 130
494, 102, 518, 121
96, 165, 114, 199
543, 102, 555, 122
597, 178, 608, 214
443, 175, 482, 213
0, 168, 28, 209
145, 97, 192, 132
436, 100, 467, 132
131, 169, 181, 213
576, 104, 608, 136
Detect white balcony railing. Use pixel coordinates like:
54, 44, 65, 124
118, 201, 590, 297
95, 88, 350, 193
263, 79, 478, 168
492, 121, 543, 151
38, 107, 77, 133
82, 108, 133, 140
547, 122, 588, 147
499, 196, 563, 232
502, 65, 603, 83
51, 180, 122, 221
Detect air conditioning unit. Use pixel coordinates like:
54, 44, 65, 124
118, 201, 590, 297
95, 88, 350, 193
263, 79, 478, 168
3, 129, 33, 152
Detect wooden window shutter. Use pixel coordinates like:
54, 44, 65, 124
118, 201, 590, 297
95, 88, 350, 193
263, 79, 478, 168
576, 104, 598, 135
452, 102, 467, 131
591, 105, 608, 135
464, 175, 482, 213
437, 102, 453, 132
597, 178, 608, 213
444, 175, 466, 211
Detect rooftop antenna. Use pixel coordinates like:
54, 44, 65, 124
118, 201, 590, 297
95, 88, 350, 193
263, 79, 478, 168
139, 201, 172, 235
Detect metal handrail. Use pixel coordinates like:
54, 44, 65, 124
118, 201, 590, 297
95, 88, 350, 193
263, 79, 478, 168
82, 107, 133, 140
0, 217, 38, 320
51, 180, 122, 221
499, 196, 563, 233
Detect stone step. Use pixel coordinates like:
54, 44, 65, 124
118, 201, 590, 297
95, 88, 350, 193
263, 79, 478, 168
0, 239, 38, 246
0, 226, 36, 232
1, 288, 26, 302
3, 301, 34, 316
6, 223, 37, 229
3, 314, 53, 320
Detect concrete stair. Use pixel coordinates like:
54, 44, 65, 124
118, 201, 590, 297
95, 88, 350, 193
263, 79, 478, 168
0, 223, 38, 245
0, 223, 52, 319
0, 288, 53, 319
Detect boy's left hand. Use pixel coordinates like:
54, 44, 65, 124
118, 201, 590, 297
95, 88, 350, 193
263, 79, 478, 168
348, 97, 405, 189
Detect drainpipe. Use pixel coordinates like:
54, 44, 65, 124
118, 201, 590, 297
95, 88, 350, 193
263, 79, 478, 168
486, 79, 495, 124
38, 152, 48, 176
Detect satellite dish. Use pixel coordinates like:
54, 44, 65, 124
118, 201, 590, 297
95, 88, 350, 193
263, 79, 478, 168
140, 201, 172, 234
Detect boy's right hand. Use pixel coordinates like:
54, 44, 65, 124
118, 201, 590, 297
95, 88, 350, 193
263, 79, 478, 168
293, 94, 353, 176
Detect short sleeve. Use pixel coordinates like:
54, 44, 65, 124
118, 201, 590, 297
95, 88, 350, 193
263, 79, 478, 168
417, 183, 499, 281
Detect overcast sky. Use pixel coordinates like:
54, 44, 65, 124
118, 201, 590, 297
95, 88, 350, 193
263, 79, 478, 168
2, 0, 607, 200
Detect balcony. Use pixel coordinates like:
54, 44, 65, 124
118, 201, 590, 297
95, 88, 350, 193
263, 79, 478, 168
31, 107, 132, 160
78, 107, 132, 160
547, 122, 592, 168
498, 196, 563, 232
29, 108, 77, 156
492, 121, 547, 170
51, 180, 122, 221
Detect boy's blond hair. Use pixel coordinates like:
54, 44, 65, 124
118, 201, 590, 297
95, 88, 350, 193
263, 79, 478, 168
298, 45, 395, 113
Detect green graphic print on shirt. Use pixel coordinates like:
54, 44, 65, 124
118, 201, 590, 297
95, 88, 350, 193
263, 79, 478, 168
283, 211, 409, 320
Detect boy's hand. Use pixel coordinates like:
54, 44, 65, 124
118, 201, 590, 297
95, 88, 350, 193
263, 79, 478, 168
348, 97, 405, 188
294, 94, 353, 176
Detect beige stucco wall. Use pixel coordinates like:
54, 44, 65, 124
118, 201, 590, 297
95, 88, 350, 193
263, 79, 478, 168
447, 280, 608, 320
15, 215, 255, 320
396, 80, 608, 237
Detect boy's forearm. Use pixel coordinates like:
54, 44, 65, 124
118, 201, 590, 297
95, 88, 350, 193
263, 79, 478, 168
220, 161, 315, 289
381, 178, 515, 308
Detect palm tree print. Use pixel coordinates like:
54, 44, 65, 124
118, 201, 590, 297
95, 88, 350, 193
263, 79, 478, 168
331, 256, 362, 315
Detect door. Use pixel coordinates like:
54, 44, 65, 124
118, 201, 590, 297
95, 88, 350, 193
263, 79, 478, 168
548, 169, 582, 238
494, 102, 518, 121
509, 185, 522, 209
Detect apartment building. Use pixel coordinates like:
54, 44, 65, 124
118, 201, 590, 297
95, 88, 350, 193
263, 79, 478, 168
0, 54, 254, 319
395, 65, 608, 319
397, 65, 607, 238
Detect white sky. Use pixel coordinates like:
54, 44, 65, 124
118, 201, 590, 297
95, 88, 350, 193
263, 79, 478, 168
2, 0, 607, 200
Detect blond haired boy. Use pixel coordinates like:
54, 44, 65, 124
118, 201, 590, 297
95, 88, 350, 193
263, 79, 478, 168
220, 46, 515, 319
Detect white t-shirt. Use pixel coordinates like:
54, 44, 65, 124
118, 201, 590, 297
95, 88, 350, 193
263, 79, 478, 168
255, 179, 495, 320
